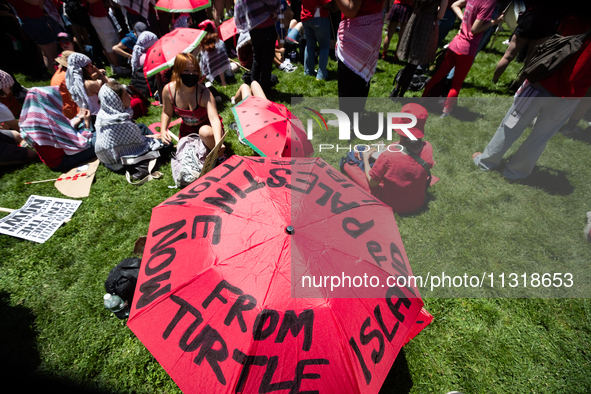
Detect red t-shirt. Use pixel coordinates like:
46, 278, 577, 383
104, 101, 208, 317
343, 0, 384, 20
7, 0, 44, 19
34, 144, 65, 169
540, 16, 591, 97
83, 0, 109, 18
368, 141, 434, 214
301, 0, 332, 21
394, 0, 414, 5
449, 0, 495, 57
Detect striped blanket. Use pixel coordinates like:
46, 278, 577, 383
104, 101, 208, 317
199, 40, 231, 82
335, 12, 384, 83
19, 87, 92, 155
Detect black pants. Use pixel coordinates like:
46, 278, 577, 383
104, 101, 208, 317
250, 24, 277, 94
338, 59, 370, 121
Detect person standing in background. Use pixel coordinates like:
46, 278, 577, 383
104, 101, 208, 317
7, 0, 58, 74
234, 0, 280, 94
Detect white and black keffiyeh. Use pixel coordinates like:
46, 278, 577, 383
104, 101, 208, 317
95, 84, 158, 171
65, 53, 92, 110
199, 40, 231, 82
132, 31, 158, 72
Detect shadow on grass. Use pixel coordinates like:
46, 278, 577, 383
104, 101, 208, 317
0, 292, 116, 393
494, 163, 575, 196
568, 126, 591, 145
379, 348, 414, 394
0, 162, 35, 180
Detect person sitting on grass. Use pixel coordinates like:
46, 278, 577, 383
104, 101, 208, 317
0, 70, 20, 132
19, 86, 97, 173
160, 53, 224, 151
197, 20, 238, 87
94, 81, 169, 173
112, 22, 148, 63
51, 51, 79, 120
343, 103, 435, 214
65, 53, 109, 118
231, 80, 267, 105
129, 31, 159, 98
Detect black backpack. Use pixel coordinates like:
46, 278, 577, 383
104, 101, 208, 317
519, 29, 591, 83
104, 257, 141, 305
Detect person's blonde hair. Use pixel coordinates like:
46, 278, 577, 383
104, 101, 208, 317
171, 53, 201, 86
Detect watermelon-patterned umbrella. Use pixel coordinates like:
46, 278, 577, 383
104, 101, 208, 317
154, 0, 211, 12
232, 96, 314, 158
144, 28, 206, 78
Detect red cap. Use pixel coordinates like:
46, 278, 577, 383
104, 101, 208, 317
392, 103, 428, 139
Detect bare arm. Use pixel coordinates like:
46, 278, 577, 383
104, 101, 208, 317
362, 149, 379, 187
471, 14, 504, 35
437, 0, 448, 20
160, 83, 174, 144
0, 119, 19, 131
334, 0, 364, 20
451, 0, 465, 20
112, 42, 132, 59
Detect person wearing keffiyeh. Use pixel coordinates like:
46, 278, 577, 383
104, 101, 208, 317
131, 31, 158, 72
95, 81, 164, 171
19, 86, 96, 172
65, 52, 108, 116
65, 53, 93, 112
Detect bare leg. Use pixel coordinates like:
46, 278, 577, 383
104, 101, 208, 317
382, 21, 398, 56
39, 43, 58, 73
212, 0, 224, 25
249, 81, 266, 99
199, 124, 216, 150
234, 83, 252, 103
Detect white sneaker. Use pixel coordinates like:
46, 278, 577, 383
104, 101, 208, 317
282, 62, 297, 73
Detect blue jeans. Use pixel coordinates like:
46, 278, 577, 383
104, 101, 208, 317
303, 17, 330, 80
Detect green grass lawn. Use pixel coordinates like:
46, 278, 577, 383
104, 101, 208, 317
1, 25, 590, 393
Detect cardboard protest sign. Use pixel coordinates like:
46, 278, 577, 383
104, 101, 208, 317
128, 157, 431, 393
54, 159, 100, 198
0, 195, 81, 243
199, 132, 226, 178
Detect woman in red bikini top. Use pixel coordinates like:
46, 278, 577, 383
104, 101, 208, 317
160, 53, 223, 150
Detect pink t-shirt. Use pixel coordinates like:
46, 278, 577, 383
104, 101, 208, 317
448, 0, 495, 57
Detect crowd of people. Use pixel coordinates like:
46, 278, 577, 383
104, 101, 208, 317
0, 0, 590, 220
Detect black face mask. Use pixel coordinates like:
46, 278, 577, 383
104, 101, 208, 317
181, 74, 199, 87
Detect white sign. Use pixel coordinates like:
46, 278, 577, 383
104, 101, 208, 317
0, 195, 82, 243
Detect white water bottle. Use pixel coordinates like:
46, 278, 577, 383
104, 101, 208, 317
103, 293, 128, 317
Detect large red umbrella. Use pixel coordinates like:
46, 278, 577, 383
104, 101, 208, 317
154, 0, 212, 12
144, 28, 206, 78
218, 17, 237, 42
127, 156, 432, 394
232, 96, 314, 157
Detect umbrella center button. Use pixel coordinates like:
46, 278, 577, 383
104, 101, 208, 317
285, 226, 295, 235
